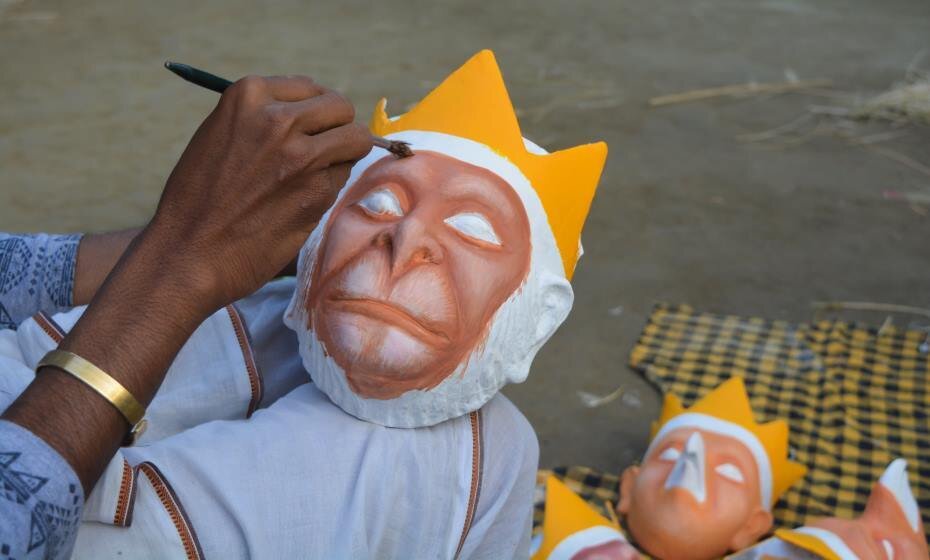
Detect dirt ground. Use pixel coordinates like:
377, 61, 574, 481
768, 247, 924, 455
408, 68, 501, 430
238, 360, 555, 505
1, 0, 928, 473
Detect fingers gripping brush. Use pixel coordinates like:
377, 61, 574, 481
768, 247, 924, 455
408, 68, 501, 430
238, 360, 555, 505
164, 61, 414, 159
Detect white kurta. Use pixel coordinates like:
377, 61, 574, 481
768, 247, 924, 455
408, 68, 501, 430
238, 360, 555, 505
0, 279, 538, 559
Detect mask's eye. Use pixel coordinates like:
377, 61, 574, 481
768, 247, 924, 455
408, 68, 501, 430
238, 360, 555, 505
444, 212, 501, 246
715, 463, 744, 483
357, 189, 403, 217
658, 447, 681, 462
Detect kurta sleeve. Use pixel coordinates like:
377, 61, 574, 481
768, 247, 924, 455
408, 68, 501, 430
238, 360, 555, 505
0, 233, 82, 330
0, 308, 84, 559
0, 420, 84, 560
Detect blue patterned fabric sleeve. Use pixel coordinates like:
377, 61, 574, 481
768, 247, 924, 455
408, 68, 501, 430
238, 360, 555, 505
0, 234, 82, 330
0, 420, 83, 560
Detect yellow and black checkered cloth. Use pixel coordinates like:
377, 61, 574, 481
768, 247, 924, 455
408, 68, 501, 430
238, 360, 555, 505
535, 303, 930, 544
633, 303, 929, 538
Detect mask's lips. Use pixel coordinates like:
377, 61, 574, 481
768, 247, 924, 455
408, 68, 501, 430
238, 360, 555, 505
328, 295, 452, 347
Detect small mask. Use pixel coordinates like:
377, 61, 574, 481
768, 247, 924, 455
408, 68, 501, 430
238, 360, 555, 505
532, 476, 639, 560
616, 377, 807, 560
773, 459, 928, 560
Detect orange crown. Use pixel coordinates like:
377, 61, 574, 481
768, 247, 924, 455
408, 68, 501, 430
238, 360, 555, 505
651, 377, 807, 507
370, 50, 608, 280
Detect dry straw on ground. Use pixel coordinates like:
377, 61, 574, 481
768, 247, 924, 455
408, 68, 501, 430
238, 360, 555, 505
854, 80, 930, 125
648, 60, 930, 213
854, 53, 930, 125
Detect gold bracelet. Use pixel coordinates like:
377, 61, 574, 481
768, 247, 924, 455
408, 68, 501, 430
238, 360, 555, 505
37, 350, 147, 445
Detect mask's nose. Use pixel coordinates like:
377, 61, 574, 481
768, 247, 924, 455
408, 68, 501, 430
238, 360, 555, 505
664, 431, 707, 503
383, 215, 443, 279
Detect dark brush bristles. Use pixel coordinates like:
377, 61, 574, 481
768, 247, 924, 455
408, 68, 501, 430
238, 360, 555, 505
372, 137, 414, 158
387, 140, 414, 158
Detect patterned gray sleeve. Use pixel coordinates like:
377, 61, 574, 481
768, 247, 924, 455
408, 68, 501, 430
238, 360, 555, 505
0, 420, 83, 560
0, 234, 82, 330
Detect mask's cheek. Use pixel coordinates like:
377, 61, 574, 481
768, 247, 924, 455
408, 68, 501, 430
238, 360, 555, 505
638, 459, 674, 494
627, 462, 668, 517
317, 211, 386, 281
446, 245, 526, 331
890, 536, 929, 560
708, 480, 751, 524
324, 310, 372, 363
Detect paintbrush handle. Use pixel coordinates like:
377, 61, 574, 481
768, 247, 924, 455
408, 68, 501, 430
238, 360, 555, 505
164, 61, 232, 93
163, 61, 413, 158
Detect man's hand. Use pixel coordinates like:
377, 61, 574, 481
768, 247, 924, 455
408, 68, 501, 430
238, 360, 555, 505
148, 75, 372, 313
5, 75, 371, 494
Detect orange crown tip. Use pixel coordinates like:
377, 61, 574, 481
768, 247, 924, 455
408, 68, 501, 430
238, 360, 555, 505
588, 140, 609, 159
472, 48, 497, 65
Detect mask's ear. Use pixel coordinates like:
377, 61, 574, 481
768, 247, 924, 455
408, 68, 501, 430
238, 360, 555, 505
728, 508, 773, 551
617, 466, 640, 515
533, 272, 573, 346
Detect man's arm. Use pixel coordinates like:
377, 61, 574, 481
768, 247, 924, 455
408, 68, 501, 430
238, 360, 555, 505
72, 226, 300, 307
72, 228, 140, 306
0, 421, 84, 559
0, 233, 81, 329
1, 75, 371, 559
0, 229, 140, 330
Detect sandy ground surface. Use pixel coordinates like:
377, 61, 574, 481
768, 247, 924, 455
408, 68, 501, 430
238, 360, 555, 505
1, 0, 928, 473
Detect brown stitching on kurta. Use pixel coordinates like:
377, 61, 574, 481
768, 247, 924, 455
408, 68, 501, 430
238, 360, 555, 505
113, 459, 134, 526
454, 410, 483, 559
226, 304, 264, 417
473, 410, 484, 527
33, 311, 64, 343
137, 462, 204, 560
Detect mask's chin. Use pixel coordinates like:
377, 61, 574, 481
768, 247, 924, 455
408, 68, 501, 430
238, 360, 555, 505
318, 311, 439, 376
295, 320, 466, 427
309, 299, 460, 400
288, 268, 571, 427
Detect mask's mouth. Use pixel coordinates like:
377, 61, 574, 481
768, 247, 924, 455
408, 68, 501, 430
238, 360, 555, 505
664, 432, 707, 504
328, 295, 452, 347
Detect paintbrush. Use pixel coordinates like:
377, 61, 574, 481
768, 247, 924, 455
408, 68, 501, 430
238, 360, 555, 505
164, 61, 413, 158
